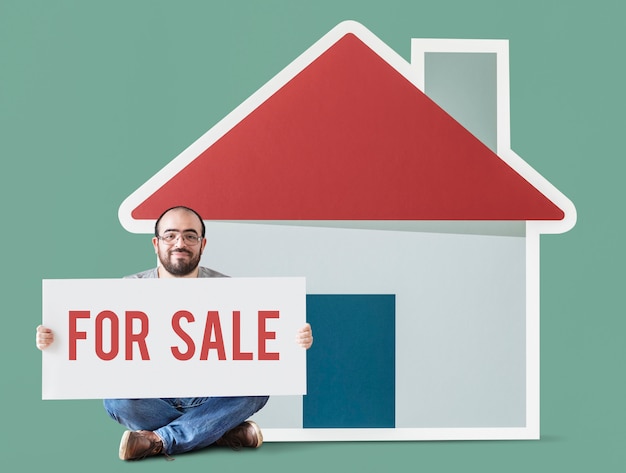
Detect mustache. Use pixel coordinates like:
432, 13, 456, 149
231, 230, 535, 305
169, 248, 193, 256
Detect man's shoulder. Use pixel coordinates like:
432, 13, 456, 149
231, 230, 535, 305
198, 266, 229, 278
124, 268, 159, 279
123, 267, 228, 279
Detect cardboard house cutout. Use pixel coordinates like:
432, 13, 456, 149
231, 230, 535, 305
119, 21, 576, 441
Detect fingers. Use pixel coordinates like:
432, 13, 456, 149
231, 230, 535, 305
36, 325, 54, 350
296, 323, 313, 349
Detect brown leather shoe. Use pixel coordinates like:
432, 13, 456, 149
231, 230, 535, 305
216, 420, 263, 450
119, 430, 164, 460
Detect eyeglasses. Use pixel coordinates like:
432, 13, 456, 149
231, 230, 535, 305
157, 232, 203, 246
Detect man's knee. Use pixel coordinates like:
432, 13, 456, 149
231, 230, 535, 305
256, 396, 270, 412
103, 398, 122, 422
103, 399, 143, 425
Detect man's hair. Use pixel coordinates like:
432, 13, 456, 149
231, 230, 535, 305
154, 206, 206, 238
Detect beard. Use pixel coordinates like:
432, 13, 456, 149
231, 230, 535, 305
158, 248, 202, 277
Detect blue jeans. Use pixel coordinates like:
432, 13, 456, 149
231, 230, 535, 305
103, 396, 269, 454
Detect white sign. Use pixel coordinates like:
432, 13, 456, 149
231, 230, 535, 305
42, 277, 306, 400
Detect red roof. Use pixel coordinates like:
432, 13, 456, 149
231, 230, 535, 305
130, 33, 564, 221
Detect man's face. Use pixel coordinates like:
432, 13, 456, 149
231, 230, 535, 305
152, 209, 207, 277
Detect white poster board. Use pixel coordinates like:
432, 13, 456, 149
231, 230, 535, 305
42, 277, 306, 400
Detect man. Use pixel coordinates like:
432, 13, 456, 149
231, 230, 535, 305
36, 206, 313, 461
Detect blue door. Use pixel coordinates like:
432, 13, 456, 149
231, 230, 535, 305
304, 294, 396, 428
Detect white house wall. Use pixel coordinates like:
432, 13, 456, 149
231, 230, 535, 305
200, 221, 526, 430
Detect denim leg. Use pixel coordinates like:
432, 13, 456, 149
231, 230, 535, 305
103, 396, 269, 455
103, 398, 182, 431
155, 396, 269, 454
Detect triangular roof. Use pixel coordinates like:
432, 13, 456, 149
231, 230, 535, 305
119, 21, 574, 233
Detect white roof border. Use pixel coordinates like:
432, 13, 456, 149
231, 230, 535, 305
119, 20, 576, 235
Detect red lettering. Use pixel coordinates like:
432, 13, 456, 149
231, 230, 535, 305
95, 310, 119, 361
125, 311, 150, 360
68, 310, 90, 360
200, 311, 226, 360
171, 310, 195, 361
232, 311, 253, 360
258, 310, 280, 360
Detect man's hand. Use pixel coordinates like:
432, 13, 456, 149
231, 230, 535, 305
36, 325, 54, 350
296, 323, 313, 349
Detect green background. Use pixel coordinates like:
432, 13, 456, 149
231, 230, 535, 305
1, 0, 623, 471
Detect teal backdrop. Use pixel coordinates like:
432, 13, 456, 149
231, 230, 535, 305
1, 0, 623, 471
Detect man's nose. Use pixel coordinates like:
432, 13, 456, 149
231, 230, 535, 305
174, 235, 187, 248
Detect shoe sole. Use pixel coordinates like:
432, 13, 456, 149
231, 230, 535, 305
119, 430, 132, 460
246, 421, 263, 448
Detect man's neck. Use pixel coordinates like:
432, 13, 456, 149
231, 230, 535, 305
157, 266, 200, 278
